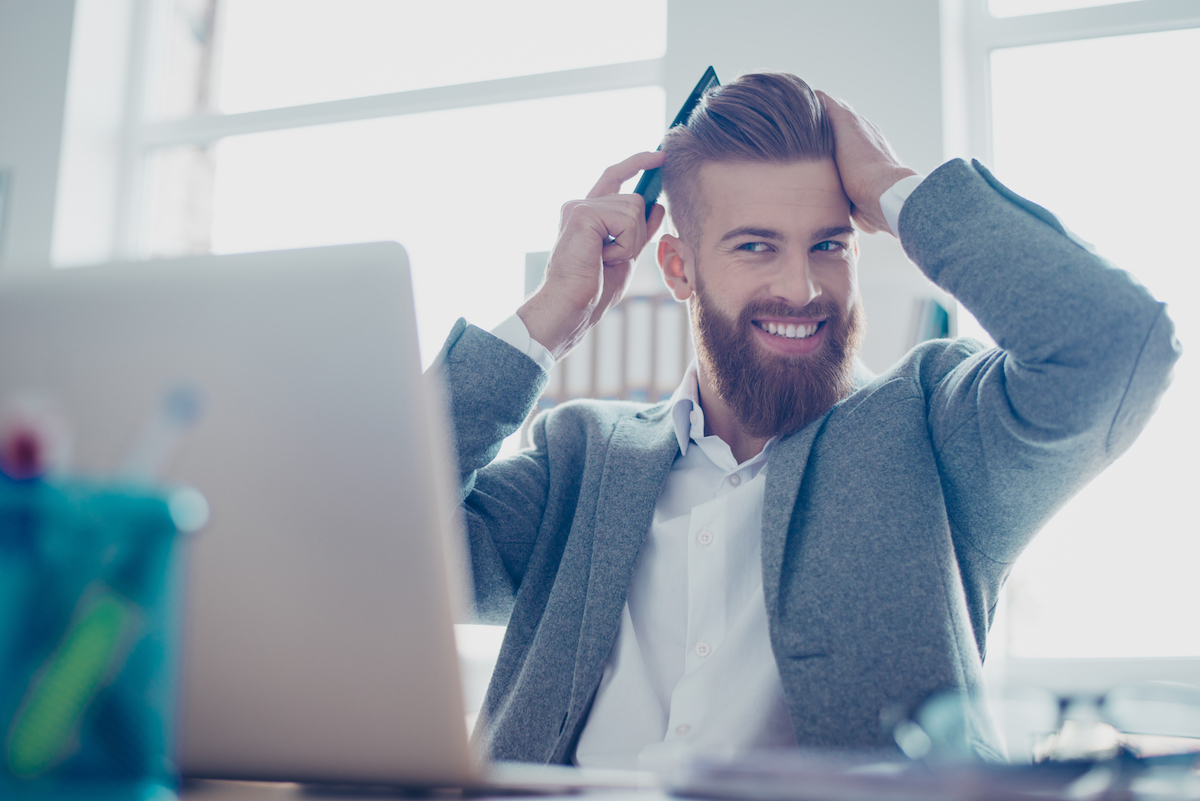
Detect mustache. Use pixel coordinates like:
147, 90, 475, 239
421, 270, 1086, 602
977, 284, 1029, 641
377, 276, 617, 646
737, 297, 844, 323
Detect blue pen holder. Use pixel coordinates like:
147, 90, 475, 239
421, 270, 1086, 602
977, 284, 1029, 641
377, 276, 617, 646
0, 477, 198, 799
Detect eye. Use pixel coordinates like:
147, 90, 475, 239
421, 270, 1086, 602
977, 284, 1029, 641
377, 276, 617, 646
737, 242, 772, 253
813, 240, 846, 252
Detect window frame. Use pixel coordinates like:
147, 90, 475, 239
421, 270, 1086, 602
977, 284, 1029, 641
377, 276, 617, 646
953, 0, 1200, 167
113, 0, 665, 259
950, 0, 1200, 689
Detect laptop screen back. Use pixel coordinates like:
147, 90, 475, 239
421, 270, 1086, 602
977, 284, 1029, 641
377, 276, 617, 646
0, 243, 476, 786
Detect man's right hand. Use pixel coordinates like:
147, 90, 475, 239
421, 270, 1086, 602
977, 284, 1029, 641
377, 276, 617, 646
517, 152, 667, 361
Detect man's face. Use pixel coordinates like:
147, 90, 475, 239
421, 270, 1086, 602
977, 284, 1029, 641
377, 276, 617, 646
660, 158, 864, 437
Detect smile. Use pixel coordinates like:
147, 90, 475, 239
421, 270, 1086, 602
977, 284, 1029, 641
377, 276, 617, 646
753, 320, 822, 340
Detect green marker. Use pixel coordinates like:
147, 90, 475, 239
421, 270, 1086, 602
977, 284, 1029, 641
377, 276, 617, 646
7, 590, 135, 778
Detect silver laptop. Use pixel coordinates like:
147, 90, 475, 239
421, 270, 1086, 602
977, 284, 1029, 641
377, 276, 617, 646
0, 243, 627, 790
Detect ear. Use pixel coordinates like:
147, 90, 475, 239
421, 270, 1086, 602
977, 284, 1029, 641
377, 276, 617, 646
657, 234, 695, 301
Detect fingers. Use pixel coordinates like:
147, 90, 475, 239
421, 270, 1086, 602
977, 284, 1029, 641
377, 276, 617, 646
816, 89, 853, 113
816, 88, 914, 236
850, 207, 889, 236
817, 88, 903, 162
587, 150, 666, 199
598, 197, 651, 265
817, 90, 864, 128
559, 194, 650, 265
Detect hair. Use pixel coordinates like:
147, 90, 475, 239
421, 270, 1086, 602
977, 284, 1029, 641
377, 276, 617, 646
661, 72, 835, 244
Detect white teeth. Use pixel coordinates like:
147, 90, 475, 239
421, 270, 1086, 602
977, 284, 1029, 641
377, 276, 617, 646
760, 321, 818, 339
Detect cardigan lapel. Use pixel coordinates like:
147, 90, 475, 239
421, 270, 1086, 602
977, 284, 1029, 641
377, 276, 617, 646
760, 410, 830, 619
568, 409, 680, 717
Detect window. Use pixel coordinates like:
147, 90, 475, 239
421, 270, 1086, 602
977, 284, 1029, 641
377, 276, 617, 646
957, 0, 1200, 664
991, 26, 1199, 659
144, 87, 665, 366
208, 0, 666, 115
135, 0, 667, 366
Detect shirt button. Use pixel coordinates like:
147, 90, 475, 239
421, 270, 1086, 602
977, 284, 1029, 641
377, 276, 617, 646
729, 474, 741, 486
675, 723, 691, 736
695, 642, 711, 658
697, 530, 713, 546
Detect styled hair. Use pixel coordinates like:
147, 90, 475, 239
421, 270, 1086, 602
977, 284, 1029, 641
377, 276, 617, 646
661, 72, 835, 244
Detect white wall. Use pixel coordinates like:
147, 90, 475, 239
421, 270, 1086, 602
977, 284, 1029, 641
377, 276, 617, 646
0, 0, 76, 272
664, 0, 955, 374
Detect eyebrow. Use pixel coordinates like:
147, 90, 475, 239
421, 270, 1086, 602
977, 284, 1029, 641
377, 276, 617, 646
718, 224, 856, 244
812, 225, 856, 242
718, 226, 783, 244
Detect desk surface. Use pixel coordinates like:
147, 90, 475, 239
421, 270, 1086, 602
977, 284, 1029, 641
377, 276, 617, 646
182, 779, 660, 801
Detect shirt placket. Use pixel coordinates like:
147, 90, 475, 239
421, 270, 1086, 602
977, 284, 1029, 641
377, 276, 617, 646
685, 493, 728, 672
663, 475, 734, 741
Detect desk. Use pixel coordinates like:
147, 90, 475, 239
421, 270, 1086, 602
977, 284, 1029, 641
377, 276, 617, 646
182, 779, 661, 801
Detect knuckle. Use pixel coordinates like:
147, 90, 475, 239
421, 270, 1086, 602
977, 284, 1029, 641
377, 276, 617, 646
560, 199, 586, 222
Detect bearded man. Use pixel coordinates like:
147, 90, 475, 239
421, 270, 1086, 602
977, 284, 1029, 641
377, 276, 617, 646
434, 73, 1178, 768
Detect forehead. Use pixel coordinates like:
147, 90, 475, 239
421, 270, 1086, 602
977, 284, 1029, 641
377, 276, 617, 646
696, 159, 851, 239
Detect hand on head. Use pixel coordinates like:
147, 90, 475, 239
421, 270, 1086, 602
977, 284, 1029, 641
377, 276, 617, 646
518, 151, 667, 360
816, 90, 918, 235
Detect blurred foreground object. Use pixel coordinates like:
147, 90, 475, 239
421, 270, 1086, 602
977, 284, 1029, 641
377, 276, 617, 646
0, 395, 72, 482
671, 746, 1200, 801
899, 683, 1200, 764
0, 476, 204, 798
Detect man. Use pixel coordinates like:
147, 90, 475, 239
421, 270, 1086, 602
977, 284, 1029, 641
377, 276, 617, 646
434, 73, 1178, 767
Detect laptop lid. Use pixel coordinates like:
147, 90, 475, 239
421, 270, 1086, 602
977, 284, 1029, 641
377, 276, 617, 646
0, 243, 478, 786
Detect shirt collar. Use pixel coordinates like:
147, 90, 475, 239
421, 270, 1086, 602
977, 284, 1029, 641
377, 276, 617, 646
667, 361, 701, 456
666, 362, 777, 466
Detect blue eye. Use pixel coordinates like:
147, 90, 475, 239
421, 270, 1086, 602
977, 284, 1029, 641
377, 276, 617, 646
737, 242, 771, 253
814, 241, 844, 252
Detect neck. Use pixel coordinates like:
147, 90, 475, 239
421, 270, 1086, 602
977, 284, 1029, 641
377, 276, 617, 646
695, 361, 772, 464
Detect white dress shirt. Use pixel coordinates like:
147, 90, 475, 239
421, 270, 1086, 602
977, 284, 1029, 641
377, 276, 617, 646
489, 174, 925, 769
571, 363, 798, 769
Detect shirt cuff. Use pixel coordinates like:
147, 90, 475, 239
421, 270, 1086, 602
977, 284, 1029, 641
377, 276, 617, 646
490, 313, 556, 374
879, 173, 926, 238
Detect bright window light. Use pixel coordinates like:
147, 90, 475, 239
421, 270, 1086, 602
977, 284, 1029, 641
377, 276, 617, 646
212, 0, 667, 114
146, 87, 665, 368
989, 0, 1148, 18
991, 27, 1200, 658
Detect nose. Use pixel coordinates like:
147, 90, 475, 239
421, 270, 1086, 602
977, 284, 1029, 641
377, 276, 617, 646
767, 253, 822, 309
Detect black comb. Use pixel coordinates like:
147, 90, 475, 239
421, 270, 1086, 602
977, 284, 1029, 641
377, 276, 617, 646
633, 66, 720, 220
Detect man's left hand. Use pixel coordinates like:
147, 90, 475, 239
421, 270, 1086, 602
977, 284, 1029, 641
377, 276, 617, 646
817, 90, 918, 236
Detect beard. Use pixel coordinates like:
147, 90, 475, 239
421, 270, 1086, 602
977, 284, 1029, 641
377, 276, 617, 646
690, 271, 865, 439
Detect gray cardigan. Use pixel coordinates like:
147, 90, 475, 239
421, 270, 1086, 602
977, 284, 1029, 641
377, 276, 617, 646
434, 159, 1180, 763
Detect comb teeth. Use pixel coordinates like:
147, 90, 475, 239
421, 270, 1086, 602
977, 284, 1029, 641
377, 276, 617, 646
634, 67, 721, 220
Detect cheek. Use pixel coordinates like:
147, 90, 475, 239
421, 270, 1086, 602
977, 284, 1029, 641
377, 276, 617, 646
716, 282, 760, 318
831, 256, 858, 309
841, 270, 858, 306
700, 261, 754, 307
812, 258, 855, 300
